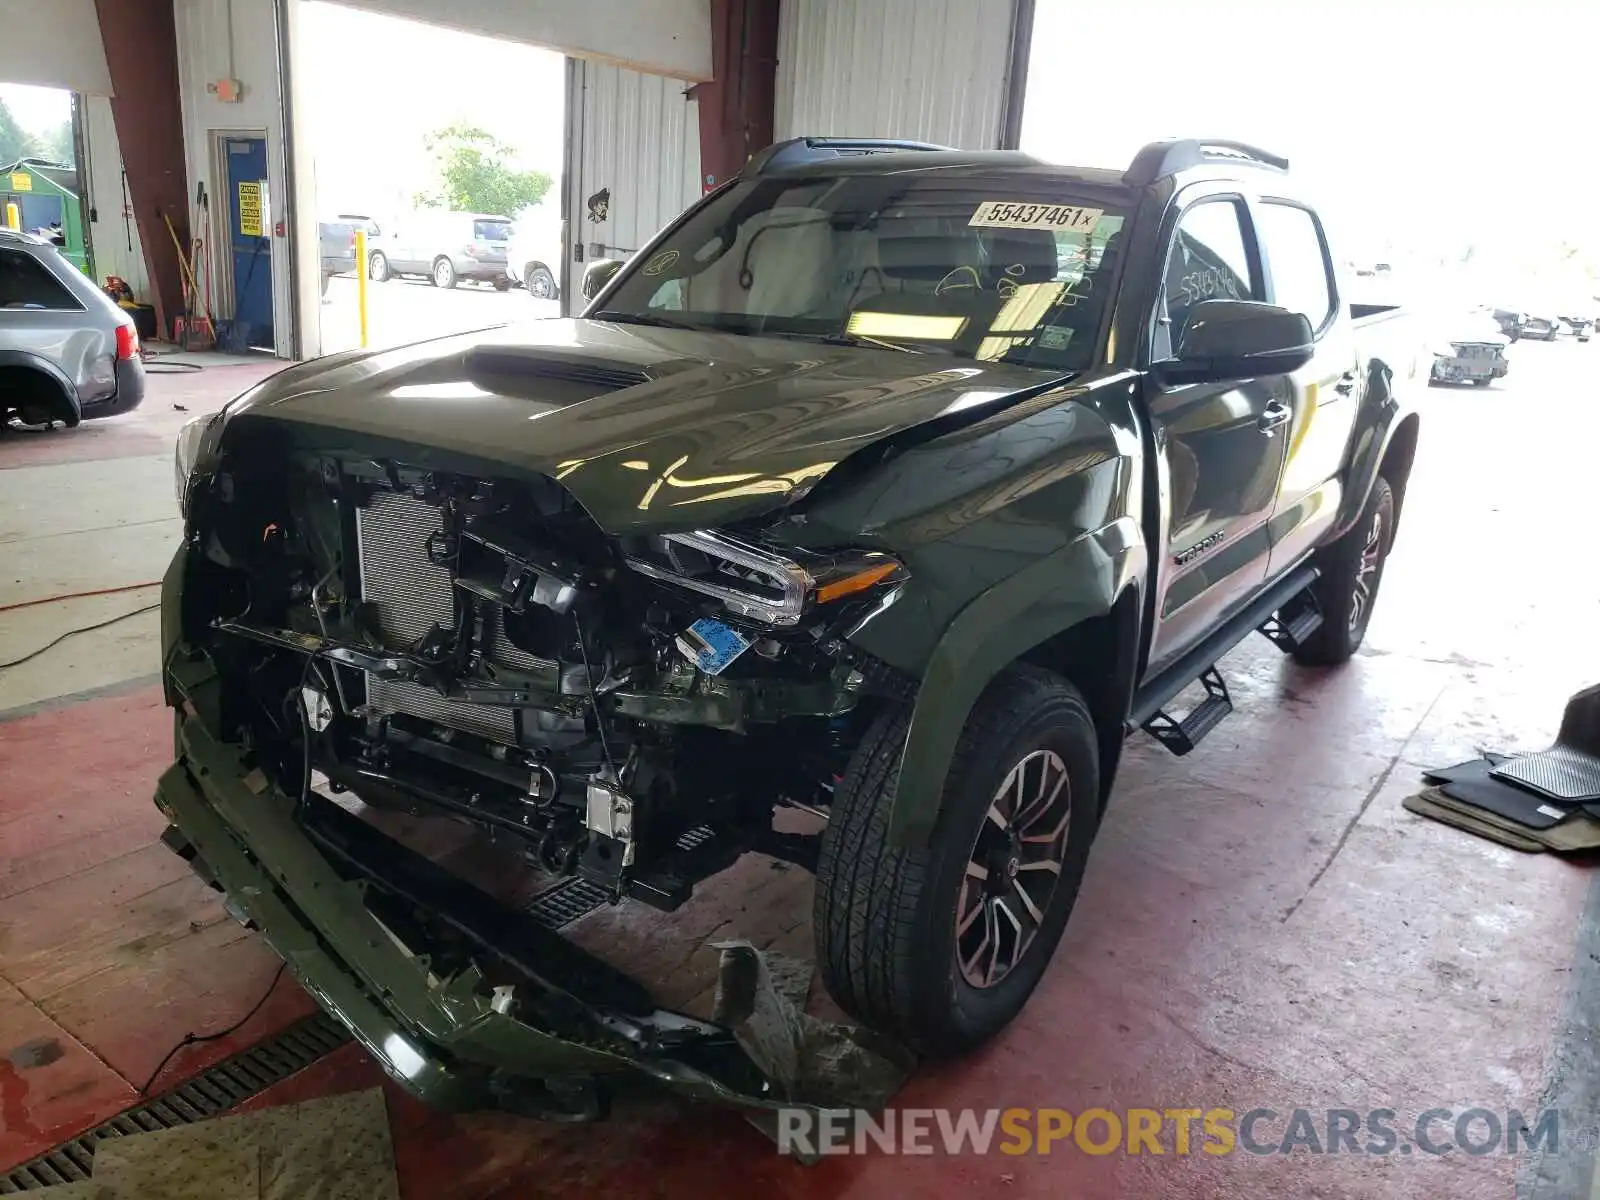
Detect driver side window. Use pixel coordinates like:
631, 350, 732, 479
1155, 199, 1260, 359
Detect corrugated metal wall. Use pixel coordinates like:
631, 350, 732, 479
564, 59, 700, 308
774, 0, 1017, 149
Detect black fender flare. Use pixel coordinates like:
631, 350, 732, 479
886, 516, 1147, 846
0, 349, 82, 425
1330, 359, 1417, 542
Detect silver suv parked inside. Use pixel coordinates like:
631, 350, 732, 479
0, 230, 145, 427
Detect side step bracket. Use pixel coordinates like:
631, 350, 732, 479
1257, 589, 1323, 654
1139, 666, 1232, 756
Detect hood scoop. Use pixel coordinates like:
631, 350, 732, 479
466, 347, 651, 398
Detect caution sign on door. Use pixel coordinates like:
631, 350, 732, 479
238, 180, 263, 237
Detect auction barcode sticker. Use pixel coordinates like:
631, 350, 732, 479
969, 202, 1102, 232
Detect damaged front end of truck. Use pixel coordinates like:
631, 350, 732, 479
154, 362, 932, 1115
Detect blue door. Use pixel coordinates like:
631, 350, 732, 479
224, 137, 273, 347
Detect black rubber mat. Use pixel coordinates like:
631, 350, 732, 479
1430, 758, 1574, 831
1488, 683, 1600, 803
1492, 748, 1600, 804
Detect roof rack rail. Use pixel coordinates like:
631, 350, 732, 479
1123, 138, 1289, 186
744, 136, 953, 177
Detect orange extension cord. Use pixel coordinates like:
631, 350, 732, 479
0, 580, 162, 616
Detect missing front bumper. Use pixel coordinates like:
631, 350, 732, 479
154, 703, 803, 1118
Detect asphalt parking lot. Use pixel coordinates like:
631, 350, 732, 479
319, 272, 562, 353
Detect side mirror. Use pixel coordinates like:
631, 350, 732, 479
1158, 299, 1314, 386
581, 258, 623, 301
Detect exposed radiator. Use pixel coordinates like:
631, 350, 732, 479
355, 489, 543, 745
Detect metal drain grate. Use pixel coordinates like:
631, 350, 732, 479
0, 1012, 350, 1193
525, 877, 612, 929
675, 824, 716, 851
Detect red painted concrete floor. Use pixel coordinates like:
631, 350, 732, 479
0, 355, 283, 470
3, 344, 1599, 1197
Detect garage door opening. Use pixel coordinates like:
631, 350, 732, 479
1015, 0, 1600, 672
0, 84, 86, 267
297, 2, 566, 355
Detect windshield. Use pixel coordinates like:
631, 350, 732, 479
474, 218, 513, 241
597, 172, 1129, 371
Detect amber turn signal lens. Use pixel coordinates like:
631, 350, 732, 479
815, 560, 902, 604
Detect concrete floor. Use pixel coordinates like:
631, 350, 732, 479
2, 337, 1598, 1197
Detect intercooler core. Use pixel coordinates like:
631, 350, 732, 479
356, 489, 548, 745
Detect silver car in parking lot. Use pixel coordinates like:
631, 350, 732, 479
0, 229, 145, 427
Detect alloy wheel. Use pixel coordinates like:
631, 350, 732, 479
956, 749, 1072, 989
1349, 507, 1385, 634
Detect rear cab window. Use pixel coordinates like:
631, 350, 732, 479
1254, 201, 1337, 334
474, 219, 513, 242
0, 248, 82, 311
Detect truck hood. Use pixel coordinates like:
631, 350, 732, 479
231, 318, 1064, 534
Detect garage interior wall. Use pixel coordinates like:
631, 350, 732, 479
325, 0, 712, 79
774, 0, 1016, 148
0, 0, 112, 93
173, 0, 295, 358
564, 60, 701, 309
79, 94, 151, 301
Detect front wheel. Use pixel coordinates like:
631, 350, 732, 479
525, 265, 557, 300
1292, 475, 1395, 666
815, 666, 1100, 1054
432, 257, 457, 289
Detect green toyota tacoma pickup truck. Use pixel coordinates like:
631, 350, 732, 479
158, 137, 1422, 1118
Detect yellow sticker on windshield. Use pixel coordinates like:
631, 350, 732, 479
969, 202, 1101, 232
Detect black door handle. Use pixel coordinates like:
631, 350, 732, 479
1257, 401, 1291, 433
1333, 372, 1357, 396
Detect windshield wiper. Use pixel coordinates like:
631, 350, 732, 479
760, 330, 920, 354
591, 311, 699, 330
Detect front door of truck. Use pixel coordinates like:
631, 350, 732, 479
1143, 190, 1290, 670
1252, 198, 1361, 576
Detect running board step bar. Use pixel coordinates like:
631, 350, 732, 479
1139, 666, 1232, 756
1126, 563, 1320, 756
1257, 590, 1324, 653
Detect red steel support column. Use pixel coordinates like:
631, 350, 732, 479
695, 0, 779, 195
94, 0, 189, 339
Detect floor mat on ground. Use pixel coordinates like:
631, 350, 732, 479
1424, 757, 1572, 830
26, 1088, 397, 1199
1489, 682, 1600, 803
1404, 786, 1600, 853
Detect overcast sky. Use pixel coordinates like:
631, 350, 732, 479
299, 1, 565, 218
0, 82, 71, 133
1020, 0, 1600, 281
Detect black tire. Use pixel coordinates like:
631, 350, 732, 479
525, 265, 557, 300
493, 278, 511, 292
1291, 475, 1395, 666
368, 252, 389, 282
1472, 377, 1492, 387
815, 665, 1100, 1054
432, 257, 457, 289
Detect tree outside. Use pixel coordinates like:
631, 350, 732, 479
0, 98, 72, 166
416, 123, 550, 217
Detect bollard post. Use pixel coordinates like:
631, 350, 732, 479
354, 228, 369, 348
